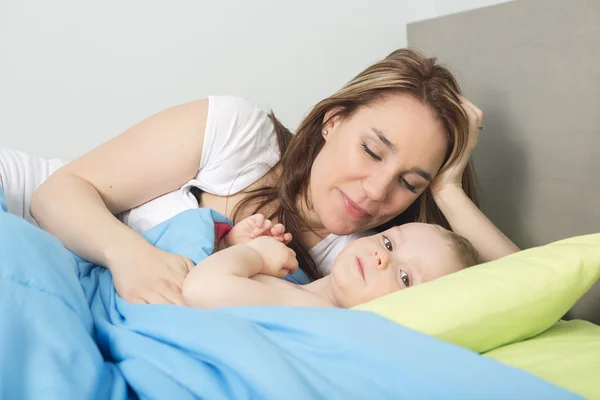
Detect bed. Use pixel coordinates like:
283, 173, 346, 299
3, 187, 600, 400
2, 0, 600, 398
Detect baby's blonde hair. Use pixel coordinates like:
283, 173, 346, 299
441, 229, 483, 268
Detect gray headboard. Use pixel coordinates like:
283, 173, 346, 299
407, 0, 600, 323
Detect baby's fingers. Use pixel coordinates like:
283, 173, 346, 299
272, 233, 292, 244
270, 224, 293, 244
270, 232, 293, 244
286, 256, 299, 274
250, 218, 272, 238
270, 223, 285, 236
252, 214, 265, 228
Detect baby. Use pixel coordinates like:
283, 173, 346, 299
182, 214, 482, 309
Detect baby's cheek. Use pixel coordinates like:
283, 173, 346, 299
358, 282, 394, 304
376, 279, 403, 299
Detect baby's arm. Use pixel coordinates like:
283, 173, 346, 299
182, 237, 298, 309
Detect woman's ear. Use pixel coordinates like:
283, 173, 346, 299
322, 107, 345, 137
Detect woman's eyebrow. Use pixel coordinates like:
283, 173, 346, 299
371, 127, 396, 153
409, 168, 432, 182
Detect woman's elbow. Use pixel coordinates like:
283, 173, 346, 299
29, 179, 52, 220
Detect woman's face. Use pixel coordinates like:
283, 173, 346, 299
308, 94, 448, 235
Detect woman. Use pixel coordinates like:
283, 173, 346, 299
26, 48, 519, 305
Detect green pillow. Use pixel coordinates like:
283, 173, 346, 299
484, 319, 600, 399
353, 234, 600, 354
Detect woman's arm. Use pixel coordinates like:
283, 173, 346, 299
433, 187, 519, 262
430, 94, 519, 262
30, 99, 209, 304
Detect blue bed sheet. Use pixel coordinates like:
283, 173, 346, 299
0, 188, 581, 399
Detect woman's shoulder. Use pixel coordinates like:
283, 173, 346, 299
205, 95, 273, 135
203, 94, 277, 160
207, 94, 264, 111
311, 230, 376, 275
197, 95, 280, 193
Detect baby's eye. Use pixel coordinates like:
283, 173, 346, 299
383, 235, 393, 251
398, 270, 410, 287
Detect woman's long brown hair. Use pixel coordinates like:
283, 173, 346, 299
232, 48, 479, 282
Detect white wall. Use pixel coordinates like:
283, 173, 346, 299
1, 0, 514, 160
0, 0, 434, 160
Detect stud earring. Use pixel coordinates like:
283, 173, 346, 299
322, 129, 328, 136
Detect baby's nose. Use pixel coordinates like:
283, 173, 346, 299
373, 250, 390, 270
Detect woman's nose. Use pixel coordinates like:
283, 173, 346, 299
373, 250, 390, 270
362, 173, 392, 202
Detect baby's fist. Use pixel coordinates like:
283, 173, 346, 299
246, 237, 298, 278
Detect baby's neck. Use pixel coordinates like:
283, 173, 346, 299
300, 276, 342, 307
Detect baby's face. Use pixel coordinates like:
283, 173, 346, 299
329, 223, 465, 308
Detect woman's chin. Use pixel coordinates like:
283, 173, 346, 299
322, 214, 365, 236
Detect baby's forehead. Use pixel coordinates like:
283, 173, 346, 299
387, 224, 454, 249
386, 223, 444, 236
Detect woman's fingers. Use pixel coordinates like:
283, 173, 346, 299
458, 94, 484, 126
162, 286, 186, 306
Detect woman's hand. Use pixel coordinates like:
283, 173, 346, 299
109, 245, 195, 305
430, 94, 484, 194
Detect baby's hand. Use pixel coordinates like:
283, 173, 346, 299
222, 214, 292, 248
246, 236, 298, 278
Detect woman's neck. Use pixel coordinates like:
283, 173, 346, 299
300, 228, 330, 249
296, 192, 330, 248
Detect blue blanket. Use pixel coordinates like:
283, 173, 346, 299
0, 189, 581, 399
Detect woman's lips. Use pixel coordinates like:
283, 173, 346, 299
341, 191, 369, 219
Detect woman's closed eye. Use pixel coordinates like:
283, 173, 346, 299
361, 142, 381, 161
362, 141, 418, 193
400, 178, 417, 193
